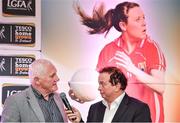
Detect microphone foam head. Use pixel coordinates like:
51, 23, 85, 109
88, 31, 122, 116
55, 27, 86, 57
60, 92, 66, 98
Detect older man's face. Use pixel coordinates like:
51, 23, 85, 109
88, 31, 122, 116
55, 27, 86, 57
38, 64, 59, 94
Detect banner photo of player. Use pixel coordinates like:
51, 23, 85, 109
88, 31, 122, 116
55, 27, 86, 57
41, 0, 180, 122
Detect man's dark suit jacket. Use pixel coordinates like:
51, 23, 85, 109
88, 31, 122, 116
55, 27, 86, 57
87, 93, 152, 122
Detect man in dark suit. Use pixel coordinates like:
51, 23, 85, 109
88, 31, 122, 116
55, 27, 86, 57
1, 59, 68, 122
66, 67, 152, 122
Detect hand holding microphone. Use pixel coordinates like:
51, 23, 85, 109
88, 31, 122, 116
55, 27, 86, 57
60, 92, 81, 122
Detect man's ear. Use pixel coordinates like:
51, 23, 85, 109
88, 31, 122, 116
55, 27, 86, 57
34, 77, 40, 85
115, 83, 121, 92
119, 21, 127, 31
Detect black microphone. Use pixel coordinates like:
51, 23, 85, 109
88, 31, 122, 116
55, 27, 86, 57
60, 92, 74, 113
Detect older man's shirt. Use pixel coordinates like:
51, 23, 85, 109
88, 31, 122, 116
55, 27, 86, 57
32, 86, 64, 122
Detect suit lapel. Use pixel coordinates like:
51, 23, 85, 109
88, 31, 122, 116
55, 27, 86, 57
26, 87, 45, 122
97, 102, 106, 122
112, 93, 129, 122
54, 93, 68, 122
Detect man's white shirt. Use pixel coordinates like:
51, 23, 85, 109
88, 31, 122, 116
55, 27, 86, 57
102, 92, 125, 123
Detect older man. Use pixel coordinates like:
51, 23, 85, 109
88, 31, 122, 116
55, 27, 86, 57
2, 59, 68, 122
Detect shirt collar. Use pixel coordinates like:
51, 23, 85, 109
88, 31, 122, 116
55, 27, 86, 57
102, 92, 125, 110
31, 86, 54, 99
114, 35, 146, 48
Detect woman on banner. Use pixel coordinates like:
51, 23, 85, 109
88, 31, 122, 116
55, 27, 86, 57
70, 1, 166, 122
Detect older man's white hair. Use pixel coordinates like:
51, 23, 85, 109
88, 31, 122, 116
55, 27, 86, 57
28, 59, 53, 83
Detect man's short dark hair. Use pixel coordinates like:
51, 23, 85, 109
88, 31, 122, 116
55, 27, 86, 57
99, 67, 127, 90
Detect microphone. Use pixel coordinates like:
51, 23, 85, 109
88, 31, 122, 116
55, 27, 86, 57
60, 92, 74, 113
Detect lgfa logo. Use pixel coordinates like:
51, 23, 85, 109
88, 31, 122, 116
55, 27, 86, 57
3, 0, 35, 16
2, 83, 29, 105
7, 0, 32, 11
